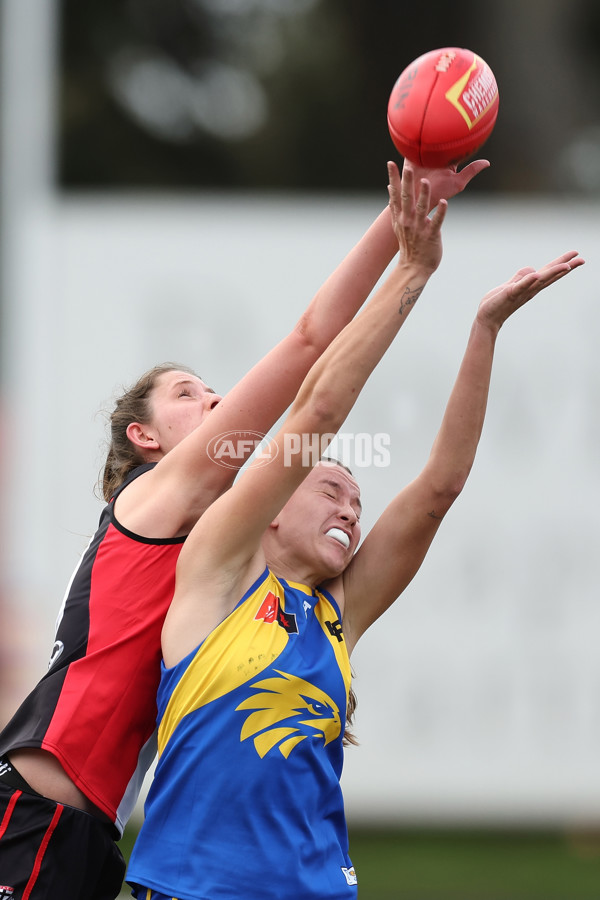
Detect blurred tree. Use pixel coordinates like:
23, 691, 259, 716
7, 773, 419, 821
58, 0, 600, 193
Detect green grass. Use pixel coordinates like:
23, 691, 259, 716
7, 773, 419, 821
347, 827, 600, 899
118, 824, 600, 899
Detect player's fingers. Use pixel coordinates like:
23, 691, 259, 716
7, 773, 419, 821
458, 159, 490, 184
509, 271, 538, 297
534, 263, 576, 290
513, 264, 572, 301
387, 161, 401, 208
398, 163, 415, 210
415, 178, 431, 215
510, 266, 536, 283
538, 256, 585, 281
430, 197, 448, 230
542, 250, 581, 270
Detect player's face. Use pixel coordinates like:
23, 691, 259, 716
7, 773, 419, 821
147, 370, 222, 453
275, 463, 362, 581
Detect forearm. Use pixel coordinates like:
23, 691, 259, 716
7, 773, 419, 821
291, 166, 448, 436
158, 246, 420, 511
427, 316, 499, 497
291, 260, 432, 435
295, 206, 398, 352
189, 208, 397, 455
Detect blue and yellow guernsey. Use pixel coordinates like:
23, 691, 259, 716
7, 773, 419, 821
126, 567, 358, 900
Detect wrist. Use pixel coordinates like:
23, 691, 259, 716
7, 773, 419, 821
473, 310, 502, 341
395, 260, 436, 284
395, 262, 435, 293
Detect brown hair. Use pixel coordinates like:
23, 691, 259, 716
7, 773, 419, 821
344, 682, 358, 747
100, 362, 200, 502
321, 457, 354, 477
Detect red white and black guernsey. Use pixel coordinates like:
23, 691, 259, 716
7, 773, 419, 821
0, 464, 185, 836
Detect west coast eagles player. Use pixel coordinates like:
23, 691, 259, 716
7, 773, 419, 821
126, 164, 583, 900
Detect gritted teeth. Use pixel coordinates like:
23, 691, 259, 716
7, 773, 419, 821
326, 527, 350, 549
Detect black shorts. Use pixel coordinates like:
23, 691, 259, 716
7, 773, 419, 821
0, 761, 126, 900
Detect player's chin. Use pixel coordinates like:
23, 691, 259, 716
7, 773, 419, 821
321, 546, 355, 579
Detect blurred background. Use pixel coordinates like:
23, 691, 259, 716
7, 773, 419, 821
1, 1, 600, 897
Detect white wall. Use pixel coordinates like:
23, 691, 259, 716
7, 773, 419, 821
2, 190, 598, 825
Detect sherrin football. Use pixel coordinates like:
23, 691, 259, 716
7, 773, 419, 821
387, 47, 499, 168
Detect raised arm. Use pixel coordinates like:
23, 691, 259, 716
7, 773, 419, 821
340, 250, 585, 653
162, 164, 447, 664
271, 157, 488, 360
293, 157, 489, 347
119, 163, 489, 538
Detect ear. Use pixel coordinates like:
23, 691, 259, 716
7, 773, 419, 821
126, 421, 160, 452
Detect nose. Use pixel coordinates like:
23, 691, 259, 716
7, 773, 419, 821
339, 504, 358, 527
207, 393, 222, 411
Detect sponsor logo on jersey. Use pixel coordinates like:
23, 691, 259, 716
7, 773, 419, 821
0, 887, 15, 900
236, 669, 341, 758
325, 619, 344, 642
255, 592, 298, 634
341, 866, 358, 886
255, 591, 278, 623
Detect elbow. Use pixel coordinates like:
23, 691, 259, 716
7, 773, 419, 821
291, 386, 347, 438
447, 467, 472, 500
430, 466, 473, 513
308, 392, 346, 434
294, 311, 328, 357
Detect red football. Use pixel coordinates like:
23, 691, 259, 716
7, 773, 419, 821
387, 47, 499, 168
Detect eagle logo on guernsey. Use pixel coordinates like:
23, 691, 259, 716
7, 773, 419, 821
236, 670, 341, 758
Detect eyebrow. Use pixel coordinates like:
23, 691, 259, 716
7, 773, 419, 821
320, 476, 362, 512
173, 378, 216, 394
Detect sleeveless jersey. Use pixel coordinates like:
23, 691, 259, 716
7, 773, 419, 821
0, 464, 185, 835
126, 568, 358, 900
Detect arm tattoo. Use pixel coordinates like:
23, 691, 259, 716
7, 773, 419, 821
428, 509, 444, 521
398, 285, 423, 316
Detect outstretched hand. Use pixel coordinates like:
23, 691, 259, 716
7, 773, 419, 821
387, 160, 446, 276
477, 250, 586, 329
402, 158, 490, 211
